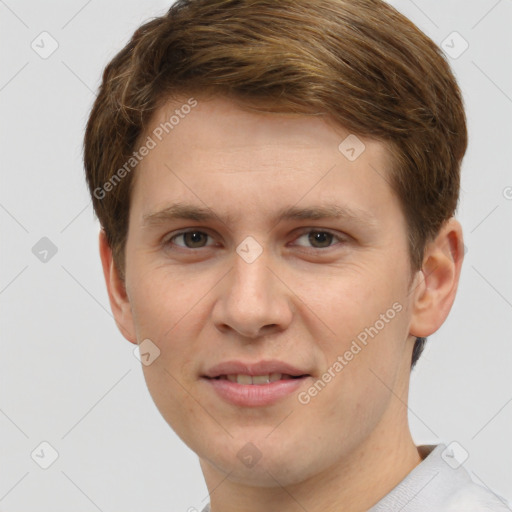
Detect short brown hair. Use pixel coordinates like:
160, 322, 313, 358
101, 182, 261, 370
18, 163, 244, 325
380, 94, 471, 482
83, 0, 467, 366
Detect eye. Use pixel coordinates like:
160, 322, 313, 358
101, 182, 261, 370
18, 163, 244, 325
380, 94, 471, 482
166, 230, 215, 249
164, 228, 346, 251
294, 229, 345, 249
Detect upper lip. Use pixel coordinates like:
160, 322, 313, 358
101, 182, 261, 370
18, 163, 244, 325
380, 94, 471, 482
203, 359, 310, 378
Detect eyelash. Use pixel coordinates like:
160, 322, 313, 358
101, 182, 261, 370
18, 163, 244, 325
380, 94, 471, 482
164, 228, 347, 251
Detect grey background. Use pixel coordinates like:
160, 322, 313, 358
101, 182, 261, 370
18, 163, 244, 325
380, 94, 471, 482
1, 0, 511, 510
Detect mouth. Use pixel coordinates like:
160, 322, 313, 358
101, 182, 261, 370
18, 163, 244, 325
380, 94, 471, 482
208, 373, 309, 385
201, 360, 312, 407
202, 359, 311, 380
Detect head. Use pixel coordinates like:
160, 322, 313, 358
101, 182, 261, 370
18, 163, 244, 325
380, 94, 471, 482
84, 0, 466, 492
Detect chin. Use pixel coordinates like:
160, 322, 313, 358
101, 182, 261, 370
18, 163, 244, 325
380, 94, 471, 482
197, 433, 324, 488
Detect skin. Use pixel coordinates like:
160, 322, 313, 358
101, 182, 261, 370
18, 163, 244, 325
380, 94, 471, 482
100, 95, 464, 512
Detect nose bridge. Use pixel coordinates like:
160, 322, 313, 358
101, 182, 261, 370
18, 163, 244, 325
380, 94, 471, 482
231, 243, 276, 312
232, 246, 272, 302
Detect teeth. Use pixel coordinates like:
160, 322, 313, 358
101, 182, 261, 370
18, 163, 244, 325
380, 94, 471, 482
222, 373, 289, 384
237, 374, 253, 385
252, 375, 270, 385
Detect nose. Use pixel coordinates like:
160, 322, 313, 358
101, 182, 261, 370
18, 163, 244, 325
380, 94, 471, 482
211, 246, 293, 339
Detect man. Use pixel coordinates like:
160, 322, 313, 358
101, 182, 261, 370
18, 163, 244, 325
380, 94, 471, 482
83, 0, 510, 510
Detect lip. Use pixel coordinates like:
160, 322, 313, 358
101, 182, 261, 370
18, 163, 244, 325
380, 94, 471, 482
202, 359, 312, 407
203, 359, 309, 378
204, 376, 310, 407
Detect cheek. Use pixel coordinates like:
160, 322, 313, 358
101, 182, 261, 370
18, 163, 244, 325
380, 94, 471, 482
128, 276, 206, 422
309, 263, 404, 341
307, 266, 409, 411
127, 260, 209, 341
298, 317, 407, 457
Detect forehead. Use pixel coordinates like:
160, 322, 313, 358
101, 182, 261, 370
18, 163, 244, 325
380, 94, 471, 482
131, 95, 401, 227
145, 94, 380, 161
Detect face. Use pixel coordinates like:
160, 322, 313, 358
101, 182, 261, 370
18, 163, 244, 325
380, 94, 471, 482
118, 96, 422, 486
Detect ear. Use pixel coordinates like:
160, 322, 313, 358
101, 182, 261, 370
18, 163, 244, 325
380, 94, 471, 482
98, 229, 137, 344
409, 218, 464, 338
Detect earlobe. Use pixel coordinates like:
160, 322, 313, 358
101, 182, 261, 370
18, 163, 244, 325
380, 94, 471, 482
98, 230, 138, 344
409, 218, 464, 338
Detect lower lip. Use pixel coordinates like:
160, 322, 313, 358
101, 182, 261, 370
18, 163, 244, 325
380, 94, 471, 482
203, 376, 310, 407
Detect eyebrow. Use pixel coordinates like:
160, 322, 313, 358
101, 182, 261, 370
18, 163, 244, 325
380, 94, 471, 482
142, 202, 377, 230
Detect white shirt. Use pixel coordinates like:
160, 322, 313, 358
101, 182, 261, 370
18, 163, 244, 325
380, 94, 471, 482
200, 444, 510, 511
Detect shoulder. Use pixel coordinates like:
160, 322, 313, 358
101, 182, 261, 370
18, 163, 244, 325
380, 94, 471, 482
369, 444, 511, 512
445, 484, 511, 512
